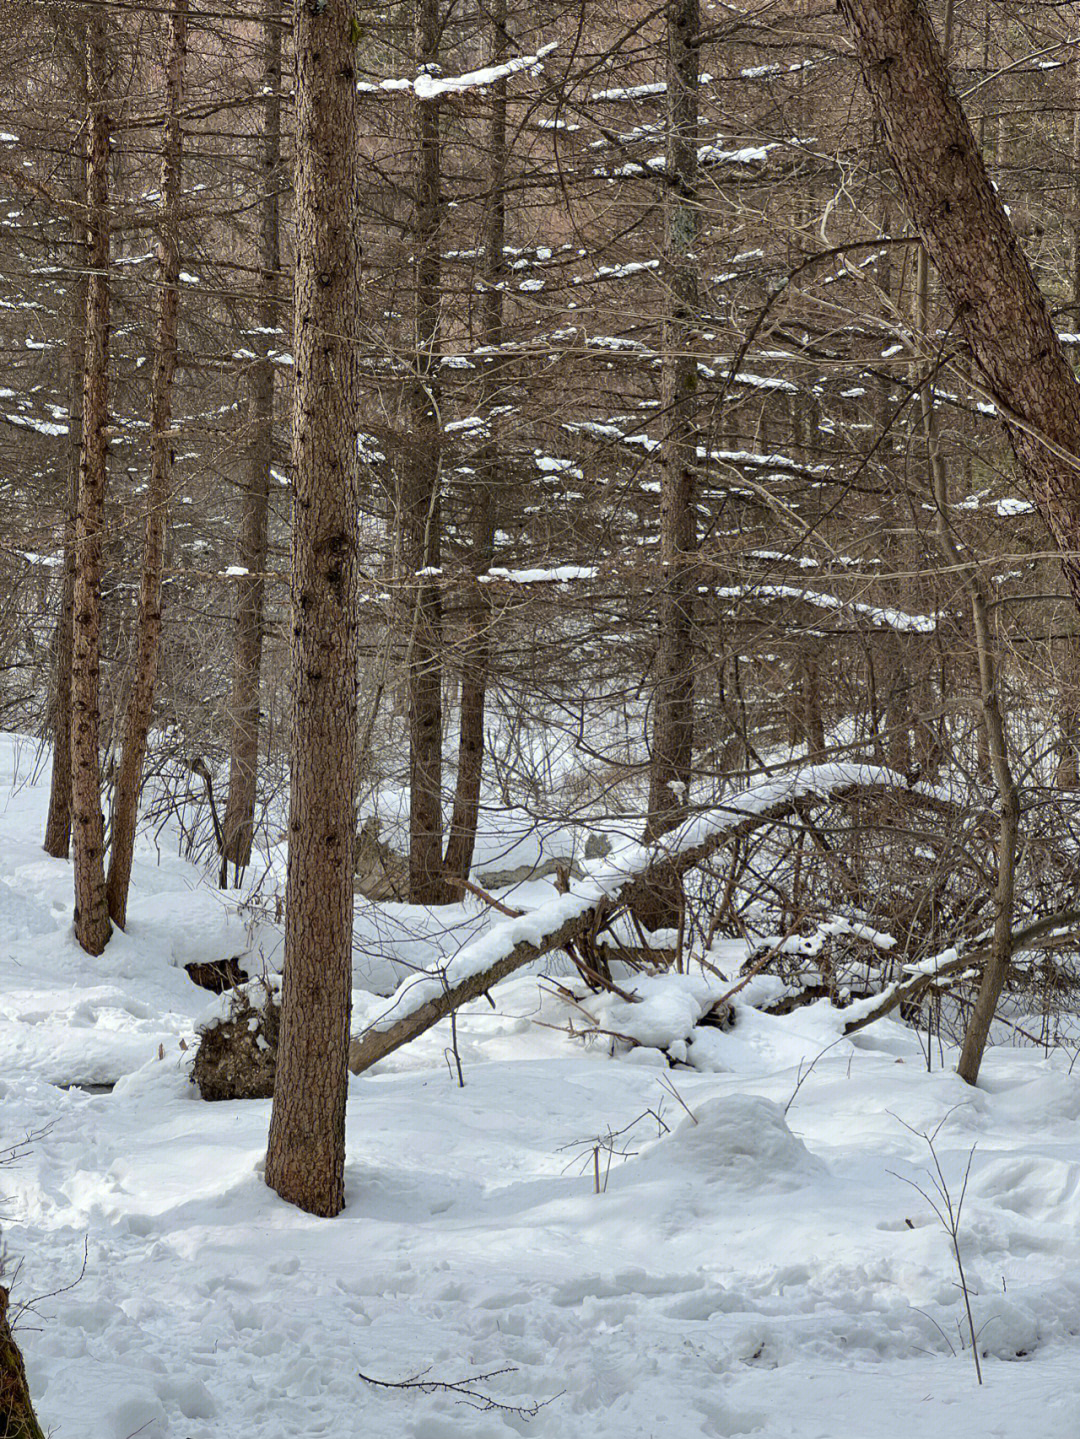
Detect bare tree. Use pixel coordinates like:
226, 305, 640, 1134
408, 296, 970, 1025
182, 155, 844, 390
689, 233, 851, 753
106, 0, 189, 928
264, 0, 363, 1218
402, 0, 451, 903
442, 0, 507, 887
70, 3, 113, 956
220, 0, 283, 884
838, 0, 1080, 1080
645, 0, 700, 847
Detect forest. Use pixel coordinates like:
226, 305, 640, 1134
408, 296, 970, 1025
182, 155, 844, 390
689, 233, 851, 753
3, 0, 1080, 1435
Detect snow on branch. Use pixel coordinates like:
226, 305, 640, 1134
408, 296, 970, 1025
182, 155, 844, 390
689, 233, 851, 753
358, 43, 557, 100
348, 763, 911, 1073
713, 582, 936, 634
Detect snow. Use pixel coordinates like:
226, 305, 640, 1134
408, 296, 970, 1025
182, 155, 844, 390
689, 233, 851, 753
479, 566, 598, 585
4, 733, 1080, 1438
714, 583, 937, 633
359, 44, 557, 99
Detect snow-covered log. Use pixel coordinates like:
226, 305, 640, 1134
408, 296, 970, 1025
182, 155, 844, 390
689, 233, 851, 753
348, 763, 913, 1073
841, 907, 1080, 1035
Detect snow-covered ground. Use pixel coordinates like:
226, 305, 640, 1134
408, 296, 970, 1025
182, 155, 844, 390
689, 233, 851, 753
2, 731, 1080, 1437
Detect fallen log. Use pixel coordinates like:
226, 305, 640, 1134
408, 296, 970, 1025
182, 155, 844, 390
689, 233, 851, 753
841, 908, 1080, 1036
349, 763, 917, 1074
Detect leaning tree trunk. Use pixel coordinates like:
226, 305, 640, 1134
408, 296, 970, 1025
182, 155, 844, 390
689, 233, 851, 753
837, 0, 1075, 1082
105, 0, 188, 928
264, 0, 362, 1219
646, 0, 699, 845
403, 0, 451, 903
838, 0, 1080, 607
0, 1286, 46, 1439
43, 174, 88, 860
70, 4, 113, 956
442, 0, 506, 887
219, 0, 282, 884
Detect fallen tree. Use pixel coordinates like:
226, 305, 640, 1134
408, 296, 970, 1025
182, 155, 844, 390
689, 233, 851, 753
348, 762, 920, 1073
841, 909, 1080, 1036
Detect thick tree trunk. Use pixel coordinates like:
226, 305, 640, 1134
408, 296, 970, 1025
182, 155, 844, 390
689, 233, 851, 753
264, 0, 362, 1218
442, 0, 506, 887
220, 0, 282, 883
43, 196, 87, 860
70, 6, 113, 956
646, 0, 699, 844
0, 1286, 46, 1439
105, 0, 188, 928
403, 0, 450, 903
838, 0, 1080, 610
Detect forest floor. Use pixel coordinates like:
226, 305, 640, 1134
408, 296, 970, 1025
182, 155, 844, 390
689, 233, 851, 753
1, 730, 1080, 1438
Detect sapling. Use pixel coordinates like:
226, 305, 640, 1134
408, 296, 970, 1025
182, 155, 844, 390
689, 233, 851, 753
891, 1112, 982, 1384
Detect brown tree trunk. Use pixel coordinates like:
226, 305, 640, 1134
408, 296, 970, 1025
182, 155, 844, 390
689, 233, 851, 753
220, 0, 282, 884
403, 0, 451, 903
0, 1286, 46, 1439
646, 0, 699, 844
43, 179, 87, 860
105, 0, 188, 928
442, 0, 506, 887
838, 0, 1080, 610
264, 0, 362, 1218
70, 5, 113, 957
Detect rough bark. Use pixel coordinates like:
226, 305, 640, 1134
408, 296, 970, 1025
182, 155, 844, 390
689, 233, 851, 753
838, 0, 1080, 609
0, 1286, 46, 1439
646, 0, 700, 844
105, 0, 188, 928
70, 5, 113, 956
220, 0, 282, 882
43, 181, 87, 860
442, 0, 506, 887
263, 0, 362, 1218
403, 0, 451, 903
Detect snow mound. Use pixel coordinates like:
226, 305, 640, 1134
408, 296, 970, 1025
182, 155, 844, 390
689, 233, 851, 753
634, 1094, 827, 1191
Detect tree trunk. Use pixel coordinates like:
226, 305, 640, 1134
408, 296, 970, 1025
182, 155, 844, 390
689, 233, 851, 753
43, 176, 87, 860
264, 0, 362, 1218
403, 0, 450, 903
646, 0, 699, 844
70, 5, 113, 957
105, 0, 188, 928
837, 0, 1080, 610
220, 0, 282, 883
0, 1286, 46, 1439
442, 0, 506, 887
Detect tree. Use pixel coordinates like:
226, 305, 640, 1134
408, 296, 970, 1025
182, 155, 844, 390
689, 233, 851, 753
838, 0, 1080, 1081
219, 0, 283, 884
105, 0, 189, 927
264, 0, 363, 1218
645, 0, 700, 849
402, 0, 451, 904
70, 2, 113, 956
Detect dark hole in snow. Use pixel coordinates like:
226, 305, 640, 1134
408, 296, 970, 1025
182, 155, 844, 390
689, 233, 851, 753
184, 956, 249, 994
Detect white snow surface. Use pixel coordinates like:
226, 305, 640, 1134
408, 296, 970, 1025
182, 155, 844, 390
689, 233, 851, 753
1, 733, 1080, 1437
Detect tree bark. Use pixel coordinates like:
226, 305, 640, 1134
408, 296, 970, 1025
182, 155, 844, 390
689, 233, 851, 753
220, 0, 282, 883
646, 0, 700, 844
0, 1286, 46, 1439
264, 0, 362, 1218
105, 0, 188, 928
837, 0, 1080, 610
70, 5, 113, 956
43, 173, 87, 860
442, 0, 506, 887
403, 0, 451, 903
